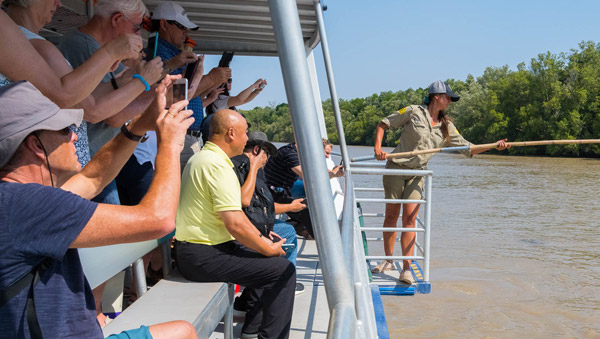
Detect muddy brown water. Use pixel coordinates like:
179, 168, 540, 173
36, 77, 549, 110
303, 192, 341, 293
342, 145, 600, 338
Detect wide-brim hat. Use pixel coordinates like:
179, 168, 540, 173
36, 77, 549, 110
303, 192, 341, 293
428, 80, 460, 102
152, 2, 199, 30
246, 131, 277, 157
0, 81, 83, 168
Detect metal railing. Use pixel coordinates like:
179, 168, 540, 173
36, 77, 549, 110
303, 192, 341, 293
349, 164, 433, 284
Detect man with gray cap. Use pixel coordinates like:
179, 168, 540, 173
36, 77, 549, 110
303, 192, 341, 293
0, 80, 197, 338
372, 80, 509, 284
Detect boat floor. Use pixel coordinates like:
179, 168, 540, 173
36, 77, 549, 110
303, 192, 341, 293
209, 237, 330, 339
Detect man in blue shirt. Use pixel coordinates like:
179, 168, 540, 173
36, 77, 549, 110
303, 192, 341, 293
0, 80, 196, 338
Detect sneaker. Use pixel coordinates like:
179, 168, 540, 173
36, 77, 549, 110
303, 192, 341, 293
371, 260, 394, 273
399, 269, 415, 285
240, 332, 258, 339
295, 282, 305, 295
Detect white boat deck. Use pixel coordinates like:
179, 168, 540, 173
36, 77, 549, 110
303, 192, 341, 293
209, 237, 330, 339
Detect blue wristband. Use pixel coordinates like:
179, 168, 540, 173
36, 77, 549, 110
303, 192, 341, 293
132, 74, 150, 92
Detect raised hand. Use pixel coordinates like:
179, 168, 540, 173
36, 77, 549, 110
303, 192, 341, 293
207, 67, 232, 85
137, 57, 164, 85
166, 51, 197, 71
106, 33, 143, 61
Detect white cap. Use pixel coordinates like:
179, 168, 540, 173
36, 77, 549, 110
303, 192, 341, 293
152, 2, 199, 30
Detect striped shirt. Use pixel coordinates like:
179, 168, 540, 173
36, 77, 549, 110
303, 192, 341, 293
264, 143, 300, 190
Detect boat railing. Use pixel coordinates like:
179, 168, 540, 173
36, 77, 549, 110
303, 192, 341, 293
347, 163, 433, 291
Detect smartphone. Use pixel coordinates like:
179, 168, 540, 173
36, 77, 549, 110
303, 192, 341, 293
172, 78, 188, 108
144, 32, 158, 62
218, 51, 234, 68
183, 58, 200, 87
281, 243, 296, 253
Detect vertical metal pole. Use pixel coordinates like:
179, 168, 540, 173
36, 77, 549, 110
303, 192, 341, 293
314, 2, 351, 172
306, 51, 328, 138
267, 0, 355, 312
223, 284, 234, 339
423, 175, 432, 282
132, 258, 147, 298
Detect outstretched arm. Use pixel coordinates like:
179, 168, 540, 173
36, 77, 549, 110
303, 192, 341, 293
228, 79, 266, 107
0, 12, 140, 107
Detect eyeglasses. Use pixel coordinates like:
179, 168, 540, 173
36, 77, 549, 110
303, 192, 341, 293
167, 20, 188, 31
121, 13, 143, 33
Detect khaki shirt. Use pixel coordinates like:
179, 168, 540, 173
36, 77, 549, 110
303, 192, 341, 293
381, 105, 471, 169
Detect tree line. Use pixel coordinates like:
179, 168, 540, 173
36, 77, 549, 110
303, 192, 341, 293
242, 41, 600, 157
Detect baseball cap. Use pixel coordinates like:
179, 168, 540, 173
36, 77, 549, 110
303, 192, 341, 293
246, 131, 277, 157
428, 80, 460, 102
0, 81, 83, 168
151, 2, 199, 30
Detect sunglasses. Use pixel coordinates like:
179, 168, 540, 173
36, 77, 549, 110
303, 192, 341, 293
227, 78, 232, 83
167, 20, 188, 31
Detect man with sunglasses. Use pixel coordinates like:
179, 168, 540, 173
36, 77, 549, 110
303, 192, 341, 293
0, 80, 197, 338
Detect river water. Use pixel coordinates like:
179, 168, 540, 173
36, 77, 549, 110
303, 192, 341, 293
342, 145, 600, 338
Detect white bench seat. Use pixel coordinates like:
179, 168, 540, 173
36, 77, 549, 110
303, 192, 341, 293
102, 269, 233, 338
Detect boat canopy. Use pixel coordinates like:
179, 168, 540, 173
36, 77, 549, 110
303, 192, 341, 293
40, 0, 321, 56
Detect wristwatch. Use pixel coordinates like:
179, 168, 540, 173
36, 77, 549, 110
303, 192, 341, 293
121, 120, 149, 143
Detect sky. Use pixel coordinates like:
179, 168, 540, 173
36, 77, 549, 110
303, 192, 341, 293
201, 0, 600, 110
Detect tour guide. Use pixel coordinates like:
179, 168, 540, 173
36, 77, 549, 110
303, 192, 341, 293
371, 80, 510, 284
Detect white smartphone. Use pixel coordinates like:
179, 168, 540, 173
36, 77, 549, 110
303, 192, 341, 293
172, 78, 188, 109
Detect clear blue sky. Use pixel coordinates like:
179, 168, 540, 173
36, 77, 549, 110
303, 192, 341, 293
202, 0, 600, 110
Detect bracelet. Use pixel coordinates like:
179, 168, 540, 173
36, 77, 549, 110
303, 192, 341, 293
132, 74, 150, 92
121, 120, 149, 143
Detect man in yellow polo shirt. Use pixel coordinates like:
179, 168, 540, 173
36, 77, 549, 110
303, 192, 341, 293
174, 109, 295, 339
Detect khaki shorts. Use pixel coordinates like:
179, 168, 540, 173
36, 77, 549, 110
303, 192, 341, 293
382, 162, 424, 201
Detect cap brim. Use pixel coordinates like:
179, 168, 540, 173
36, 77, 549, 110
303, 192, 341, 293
264, 142, 278, 158
178, 16, 199, 30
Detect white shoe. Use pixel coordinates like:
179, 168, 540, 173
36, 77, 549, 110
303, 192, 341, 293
371, 260, 394, 273
399, 269, 415, 285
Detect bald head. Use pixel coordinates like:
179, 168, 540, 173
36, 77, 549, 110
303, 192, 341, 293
209, 109, 244, 139
208, 109, 248, 157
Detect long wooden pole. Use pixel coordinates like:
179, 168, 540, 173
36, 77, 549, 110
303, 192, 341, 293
386, 139, 600, 159
350, 139, 600, 162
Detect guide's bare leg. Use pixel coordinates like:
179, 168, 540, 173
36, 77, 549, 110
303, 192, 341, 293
383, 203, 402, 257
401, 203, 420, 270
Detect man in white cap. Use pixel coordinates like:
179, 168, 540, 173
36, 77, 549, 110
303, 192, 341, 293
0, 79, 197, 339
150, 1, 232, 169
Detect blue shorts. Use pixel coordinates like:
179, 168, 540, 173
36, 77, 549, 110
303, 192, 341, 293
106, 325, 152, 339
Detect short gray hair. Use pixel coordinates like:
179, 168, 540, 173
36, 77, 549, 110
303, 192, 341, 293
94, 0, 148, 19
2, 0, 40, 7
